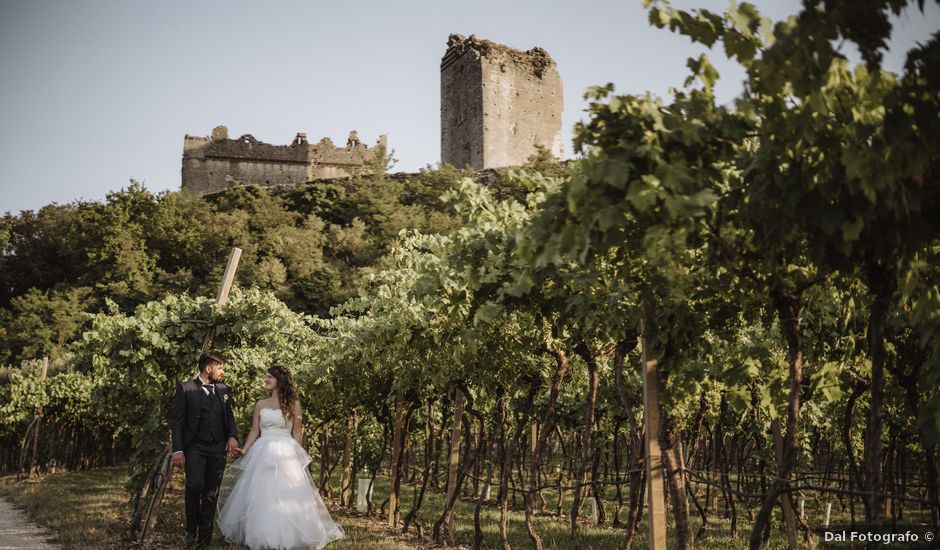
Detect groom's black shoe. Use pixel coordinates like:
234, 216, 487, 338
183, 532, 197, 548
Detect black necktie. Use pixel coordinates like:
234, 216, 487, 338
205, 384, 215, 396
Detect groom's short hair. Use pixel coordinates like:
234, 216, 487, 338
198, 350, 225, 372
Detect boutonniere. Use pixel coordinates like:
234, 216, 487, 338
223, 393, 229, 403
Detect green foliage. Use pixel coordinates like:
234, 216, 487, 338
3, 287, 93, 361
67, 288, 326, 492
0, 168, 466, 363
1, 4, 938, 544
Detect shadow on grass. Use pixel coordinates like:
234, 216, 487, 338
1, 467, 417, 549
1, 467, 130, 548
1, 466, 813, 549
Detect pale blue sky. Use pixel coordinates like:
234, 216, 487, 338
1, 0, 937, 214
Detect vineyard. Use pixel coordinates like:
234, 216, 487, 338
2, 1, 939, 549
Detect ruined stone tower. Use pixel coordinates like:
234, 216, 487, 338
181, 126, 386, 195
441, 34, 563, 170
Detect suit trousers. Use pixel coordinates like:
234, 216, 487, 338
183, 441, 227, 542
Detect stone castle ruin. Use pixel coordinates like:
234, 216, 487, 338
182, 34, 563, 195
181, 126, 386, 195
441, 34, 563, 170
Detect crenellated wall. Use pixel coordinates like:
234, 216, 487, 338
181, 126, 386, 195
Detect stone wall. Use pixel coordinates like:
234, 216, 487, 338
440, 37, 485, 169
182, 126, 386, 195
441, 34, 563, 170
183, 33, 563, 193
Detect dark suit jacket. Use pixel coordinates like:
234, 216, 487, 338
171, 378, 237, 453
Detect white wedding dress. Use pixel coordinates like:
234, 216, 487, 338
217, 408, 345, 549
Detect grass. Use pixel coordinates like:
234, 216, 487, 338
0, 467, 130, 548
349, 472, 791, 550
2, 466, 934, 549
0, 468, 417, 549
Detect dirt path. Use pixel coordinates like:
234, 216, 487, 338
0, 496, 59, 549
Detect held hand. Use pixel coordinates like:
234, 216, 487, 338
226, 437, 239, 459
171, 452, 185, 468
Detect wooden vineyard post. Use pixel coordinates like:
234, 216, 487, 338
772, 418, 800, 549
531, 420, 538, 454
29, 356, 49, 478
444, 386, 465, 541
17, 356, 49, 481
389, 386, 404, 527
319, 425, 331, 495
340, 412, 357, 507
132, 247, 242, 543
641, 319, 667, 550
202, 247, 243, 352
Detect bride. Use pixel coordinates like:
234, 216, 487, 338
217, 365, 345, 549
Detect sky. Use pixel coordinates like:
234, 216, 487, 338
1, 0, 938, 215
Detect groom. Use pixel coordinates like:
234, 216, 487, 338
171, 350, 239, 548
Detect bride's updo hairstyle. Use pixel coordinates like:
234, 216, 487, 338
268, 364, 298, 422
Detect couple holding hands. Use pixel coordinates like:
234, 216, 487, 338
171, 351, 344, 549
